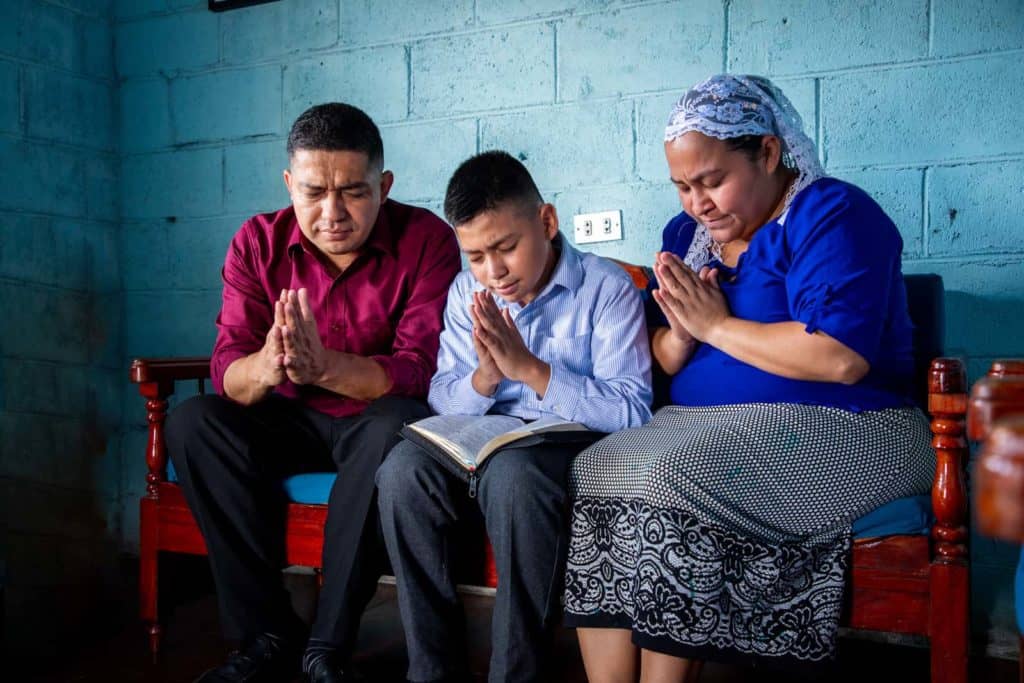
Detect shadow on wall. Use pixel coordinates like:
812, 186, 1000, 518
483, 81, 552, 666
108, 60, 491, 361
944, 291, 1024, 364
945, 293, 1024, 651
967, 516, 1020, 648
0, 308, 129, 667
0, 422, 132, 660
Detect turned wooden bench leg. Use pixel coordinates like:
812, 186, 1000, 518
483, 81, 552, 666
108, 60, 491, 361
929, 561, 969, 683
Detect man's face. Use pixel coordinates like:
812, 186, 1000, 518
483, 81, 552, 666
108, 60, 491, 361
283, 149, 393, 268
455, 201, 559, 306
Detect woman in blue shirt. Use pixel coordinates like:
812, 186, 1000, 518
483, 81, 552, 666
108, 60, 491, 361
563, 75, 935, 680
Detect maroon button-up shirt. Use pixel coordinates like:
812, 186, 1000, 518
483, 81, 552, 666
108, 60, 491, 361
211, 199, 460, 417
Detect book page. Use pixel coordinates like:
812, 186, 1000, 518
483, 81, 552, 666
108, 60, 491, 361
477, 416, 588, 464
406, 414, 527, 469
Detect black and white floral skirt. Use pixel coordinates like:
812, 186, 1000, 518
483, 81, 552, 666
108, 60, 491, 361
563, 403, 934, 665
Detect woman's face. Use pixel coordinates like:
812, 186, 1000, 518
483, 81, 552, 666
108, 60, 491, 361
664, 132, 783, 244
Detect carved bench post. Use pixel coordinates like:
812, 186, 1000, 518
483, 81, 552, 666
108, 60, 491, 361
927, 358, 969, 683
136, 374, 174, 658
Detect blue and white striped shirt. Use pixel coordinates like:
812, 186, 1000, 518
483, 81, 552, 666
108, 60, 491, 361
428, 236, 653, 433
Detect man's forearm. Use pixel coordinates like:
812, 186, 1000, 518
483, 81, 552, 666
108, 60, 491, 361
223, 353, 277, 405
316, 350, 394, 401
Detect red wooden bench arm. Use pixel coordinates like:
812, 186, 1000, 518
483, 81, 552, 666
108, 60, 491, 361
129, 357, 211, 498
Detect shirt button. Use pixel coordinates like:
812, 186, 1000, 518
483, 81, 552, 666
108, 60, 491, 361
330, 323, 340, 332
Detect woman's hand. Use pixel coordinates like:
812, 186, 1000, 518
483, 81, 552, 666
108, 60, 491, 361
651, 253, 694, 343
651, 253, 871, 385
653, 252, 731, 344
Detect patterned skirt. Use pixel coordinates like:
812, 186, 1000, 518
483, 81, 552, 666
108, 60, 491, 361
563, 403, 934, 665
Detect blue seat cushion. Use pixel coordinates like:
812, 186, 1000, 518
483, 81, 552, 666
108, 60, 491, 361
166, 461, 337, 505
167, 461, 932, 537
850, 494, 933, 538
282, 472, 337, 504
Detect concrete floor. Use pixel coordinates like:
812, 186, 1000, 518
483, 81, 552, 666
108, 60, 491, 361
17, 560, 1019, 683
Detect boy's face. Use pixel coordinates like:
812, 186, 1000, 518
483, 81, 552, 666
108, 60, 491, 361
455, 201, 560, 306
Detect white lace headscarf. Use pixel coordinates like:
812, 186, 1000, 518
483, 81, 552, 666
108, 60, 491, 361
664, 74, 826, 271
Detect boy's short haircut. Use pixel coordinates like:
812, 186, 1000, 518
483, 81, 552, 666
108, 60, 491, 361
286, 103, 383, 170
443, 150, 543, 227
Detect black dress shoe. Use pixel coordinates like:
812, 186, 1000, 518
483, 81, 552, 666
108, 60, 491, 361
304, 653, 347, 683
194, 633, 300, 682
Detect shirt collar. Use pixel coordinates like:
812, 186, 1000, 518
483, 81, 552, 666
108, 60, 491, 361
544, 232, 584, 294
286, 200, 397, 259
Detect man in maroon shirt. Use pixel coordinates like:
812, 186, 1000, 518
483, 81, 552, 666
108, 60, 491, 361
165, 103, 460, 683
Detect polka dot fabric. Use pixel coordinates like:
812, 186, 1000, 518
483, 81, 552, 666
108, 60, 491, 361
564, 403, 934, 664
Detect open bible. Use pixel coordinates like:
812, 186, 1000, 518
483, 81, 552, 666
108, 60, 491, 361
401, 414, 592, 473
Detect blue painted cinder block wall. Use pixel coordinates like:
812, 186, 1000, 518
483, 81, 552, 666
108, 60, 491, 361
0, 0, 122, 655
108, 0, 1023, 653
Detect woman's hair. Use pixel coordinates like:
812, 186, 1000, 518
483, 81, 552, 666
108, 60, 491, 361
724, 134, 764, 162
725, 133, 795, 173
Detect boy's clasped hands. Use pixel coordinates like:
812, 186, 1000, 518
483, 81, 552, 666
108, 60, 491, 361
469, 290, 551, 398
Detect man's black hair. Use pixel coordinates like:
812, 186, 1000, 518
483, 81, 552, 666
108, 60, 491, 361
443, 150, 543, 227
286, 103, 383, 169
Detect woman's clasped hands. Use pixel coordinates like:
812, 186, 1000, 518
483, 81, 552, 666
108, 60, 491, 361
652, 251, 731, 345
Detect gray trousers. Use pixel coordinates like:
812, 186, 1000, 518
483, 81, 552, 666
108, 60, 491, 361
376, 439, 581, 683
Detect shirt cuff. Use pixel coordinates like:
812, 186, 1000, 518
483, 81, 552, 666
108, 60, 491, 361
444, 373, 497, 415
540, 365, 583, 422
211, 349, 248, 396
799, 284, 882, 363
371, 354, 426, 398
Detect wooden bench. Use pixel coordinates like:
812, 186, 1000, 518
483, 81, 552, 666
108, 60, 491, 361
131, 271, 970, 683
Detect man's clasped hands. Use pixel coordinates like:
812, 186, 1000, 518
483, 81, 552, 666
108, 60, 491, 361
257, 288, 330, 388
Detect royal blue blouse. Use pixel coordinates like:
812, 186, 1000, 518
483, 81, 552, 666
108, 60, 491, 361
649, 177, 916, 412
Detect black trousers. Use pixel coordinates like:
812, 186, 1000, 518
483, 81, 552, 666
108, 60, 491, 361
165, 392, 429, 658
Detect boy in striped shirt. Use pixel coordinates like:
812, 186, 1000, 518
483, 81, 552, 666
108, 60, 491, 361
376, 151, 652, 683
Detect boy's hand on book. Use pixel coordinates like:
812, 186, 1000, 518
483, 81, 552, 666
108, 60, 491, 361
471, 291, 550, 396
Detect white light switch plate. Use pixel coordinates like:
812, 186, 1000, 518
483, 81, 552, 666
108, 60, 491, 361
573, 210, 622, 244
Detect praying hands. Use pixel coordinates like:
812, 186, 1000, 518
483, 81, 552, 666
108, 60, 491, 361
469, 290, 551, 398
252, 288, 329, 389
652, 251, 731, 344
280, 288, 329, 385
